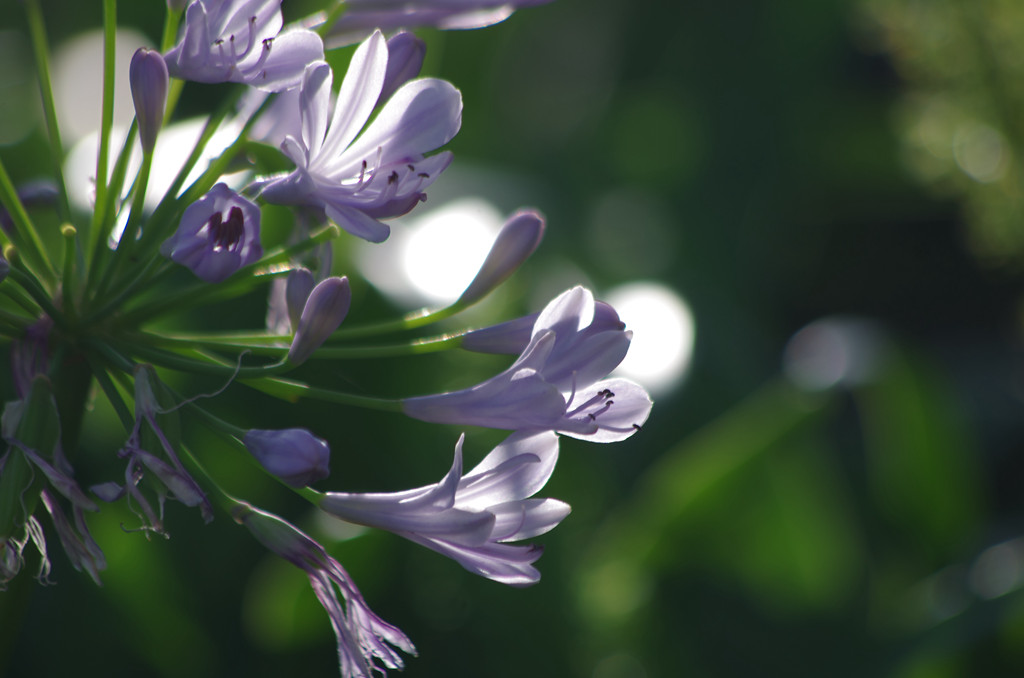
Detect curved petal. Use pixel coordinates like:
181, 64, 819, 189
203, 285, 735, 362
324, 202, 391, 242
561, 378, 653, 443
493, 497, 570, 540
251, 29, 326, 92
299, 62, 331, 158
543, 329, 631, 392
338, 78, 462, 173
315, 30, 388, 168
533, 286, 593, 340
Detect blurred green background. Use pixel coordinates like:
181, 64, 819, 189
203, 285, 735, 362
4, 0, 1024, 676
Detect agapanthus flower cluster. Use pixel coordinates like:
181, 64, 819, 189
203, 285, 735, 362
0, 1, 649, 676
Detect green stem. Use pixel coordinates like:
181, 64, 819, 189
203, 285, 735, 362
0, 156, 56, 286
85, 123, 138, 297
333, 301, 466, 340
60, 224, 77, 319
317, 2, 349, 39
24, 0, 72, 225
115, 340, 291, 379
240, 375, 403, 412
144, 330, 466, 358
7, 267, 66, 330
116, 266, 288, 328
91, 0, 118, 250
1, 284, 42, 316
94, 151, 154, 301
87, 356, 134, 430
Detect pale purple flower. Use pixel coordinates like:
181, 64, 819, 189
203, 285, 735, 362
160, 183, 263, 283
321, 430, 569, 586
404, 287, 653, 442
461, 300, 622, 354
259, 31, 463, 243
243, 428, 330, 487
164, 0, 324, 91
457, 209, 545, 306
325, 0, 555, 47
234, 502, 416, 678
129, 48, 169, 154
288, 276, 352, 364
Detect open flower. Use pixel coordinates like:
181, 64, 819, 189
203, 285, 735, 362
259, 31, 462, 242
321, 431, 569, 586
164, 0, 324, 91
160, 183, 263, 283
404, 287, 653, 442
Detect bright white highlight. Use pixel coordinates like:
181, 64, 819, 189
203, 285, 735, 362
357, 198, 504, 307
605, 282, 694, 395
53, 29, 148, 143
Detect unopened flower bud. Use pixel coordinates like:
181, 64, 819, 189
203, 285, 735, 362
379, 31, 426, 104
458, 209, 545, 306
288, 277, 351, 364
285, 268, 315, 331
243, 428, 330, 487
129, 48, 169, 154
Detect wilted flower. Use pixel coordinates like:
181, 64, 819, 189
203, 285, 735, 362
259, 31, 462, 242
164, 0, 324, 91
243, 427, 330, 487
160, 183, 263, 283
234, 502, 416, 678
404, 287, 653, 441
129, 48, 169, 154
321, 431, 569, 586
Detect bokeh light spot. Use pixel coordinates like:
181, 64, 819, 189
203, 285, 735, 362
358, 198, 504, 308
53, 28, 148, 143
953, 122, 1008, 183
605, 282, 694, 396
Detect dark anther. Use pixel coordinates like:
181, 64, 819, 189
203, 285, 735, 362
407, 163, 415, 171
588, 413, 596, 420
418, 172, 430, 178
263, 37, 274, 49
632, 423, 643, 431
388, 171, 399, 184
214, 39, 224, 45
209, 206, 245, 250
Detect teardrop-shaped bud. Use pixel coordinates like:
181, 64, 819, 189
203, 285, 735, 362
243, 428, 331, 487
288, 277, 351, 364
458, 210, 545, 306
129, 48, 169, 154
